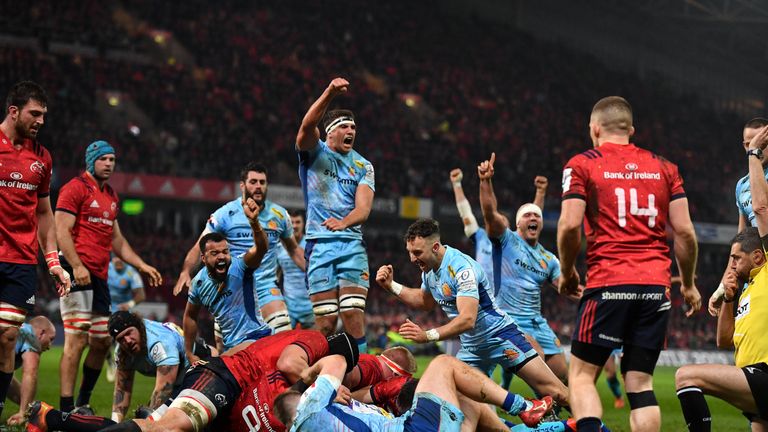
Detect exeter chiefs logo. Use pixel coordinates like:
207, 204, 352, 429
441, 283, 451, 297
539, 259, 548, 270
503, 349, 519, 361
268, 220, 278, 230
30, 160, 45, 175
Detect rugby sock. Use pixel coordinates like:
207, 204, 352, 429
100, 420, 142, 432
60, 395, 75, 413
46, 409, 116, 431
501, 367, 515, 389
356, 336, 368, 354
677, 386, 711, 432
76, 365, 102, 407
606, 375, 622, 398
576, 416, 603, 432
502, 392, 530, 415
0, 370, 12, 417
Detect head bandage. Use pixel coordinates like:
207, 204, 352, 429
515, 203, 542, 225
325, 116, 355, 135
380, 354, 411, 377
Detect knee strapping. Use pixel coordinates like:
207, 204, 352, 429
313, 299, 339, 317
63, 312, 92, 334
89, 317, 110, 338
213, 321, 222, 340
339, 294, 366, 313
0, 303, 26, 328
265, 310, 291, 333
627, 390, 658, 409
170, 389, 218, 432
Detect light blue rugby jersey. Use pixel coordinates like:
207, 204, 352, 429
736, 167, 768, 227
298, 139, 375, 240
14, 323, 39, 368
116, 320, 189, 385
469, 228, 494, 283
107, 261, 144, 311
291, 375, 401, 432
206, 198, 293, 289
188, 255, 271, 349
493, 228, 561, 318
421, 246, 515, 347
277, 237, 307, 299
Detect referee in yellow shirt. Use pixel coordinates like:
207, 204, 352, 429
675, 125, 768, 431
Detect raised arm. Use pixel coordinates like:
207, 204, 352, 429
748, 126, 768, 236
296, 78, 350, 152
450, 168, 480, 237
243, 198, 268, 269
668, 198, 701, 316
533, 176, 548, 210
375, 265, 436, 311
173, 229, 209, 296
112, 220, 162, 287
477, 153, 507, 238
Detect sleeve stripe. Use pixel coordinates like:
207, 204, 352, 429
562, 194, 587, 201
38, 192, 50, 198
55, 208, 77, 216
670, 193, 687, 201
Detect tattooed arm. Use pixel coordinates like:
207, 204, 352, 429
112, 367, 135, 422
149, 365, 179, 409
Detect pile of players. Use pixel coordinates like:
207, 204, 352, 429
2, 76, 767, 432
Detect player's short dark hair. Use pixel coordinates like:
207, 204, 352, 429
404, 218, 441, 242
199, 232, 227, 253
732, 227, 763, 254
396, 378, 419, 415
273, 390, 301, 426
288, 209, 305, 220
744, 117, 768, 129
6, 80, 48, 110
240, 161, 268, 182
322, 109, 355, 132
591, 96, 633, 134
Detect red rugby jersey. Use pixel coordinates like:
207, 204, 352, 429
55, 172, 118, 280
354, 353, 384, 390
220, 330, 329, 431
0, 130, 52, 264
562, 142, 685, 288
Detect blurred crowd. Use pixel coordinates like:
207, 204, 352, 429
1, 0, 749, 349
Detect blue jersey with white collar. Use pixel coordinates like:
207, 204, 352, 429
420, 246, 515, 347
298, 140, 375, 240
116, 320, 188, 386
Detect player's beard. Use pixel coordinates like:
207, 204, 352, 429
15, 118, 36, 140
245, 189, 266, 208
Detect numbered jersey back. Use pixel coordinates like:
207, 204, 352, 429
562, 143, 686, 289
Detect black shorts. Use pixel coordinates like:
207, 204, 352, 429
572, 285, 670, 351
180, 357, 241, 415
192, 337, 214, 359
743, 362, 768, 421
0, 262, 37, 314
60, 256, 110, 315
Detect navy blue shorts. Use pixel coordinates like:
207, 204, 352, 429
572, 285, 670, 351
402, 393, 464, 432
0, 262, 37, 313
60, 256, 110, 315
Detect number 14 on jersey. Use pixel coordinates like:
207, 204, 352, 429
615, 187, 658, 228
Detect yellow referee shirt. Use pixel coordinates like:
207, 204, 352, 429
734, 258, 768, 368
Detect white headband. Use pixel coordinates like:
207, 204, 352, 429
516, 203, 542, 225
324, 116, 355, 135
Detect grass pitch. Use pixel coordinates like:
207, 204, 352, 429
0, 348, 747, 431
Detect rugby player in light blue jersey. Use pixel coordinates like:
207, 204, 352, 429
108, 311, 217, 421
478, 153, 582, 387
277, 210, 315, 329
710, 118, 768, 315
107, 257, 145, 312
183, 197, 272, 359
274, 352, 553, 431
175, 162, 306, 333
296, 77, 375, 354
6, 316, 54, 426
375, 218, 569, 408
450, 168, 549, 289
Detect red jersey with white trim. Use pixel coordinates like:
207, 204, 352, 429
0, 130, 52, 264
220, 330, 329, 431
371, 375, 412, 416
55, 173, 118, 279
354, 354, 384, 390
561, 142, 685, 288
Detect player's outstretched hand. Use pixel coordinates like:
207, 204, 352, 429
558, 267, 580, 296
139, 263, 163, 287
173, 272, 191, 296
399, 319, 427, 343
477, 152, 496, 180
328, 77, 350, 96
748, 125, 768, 151
680, 282, 702, 317
534, 176, 548, 191
376, 265, 394, 291
449, 168, 463, 185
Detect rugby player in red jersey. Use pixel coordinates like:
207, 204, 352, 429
557, 96, 701, 432
0, 81, 70, 419
343, 346, 416, 391
26, 330, 357, 432
55, 141, 161, 414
